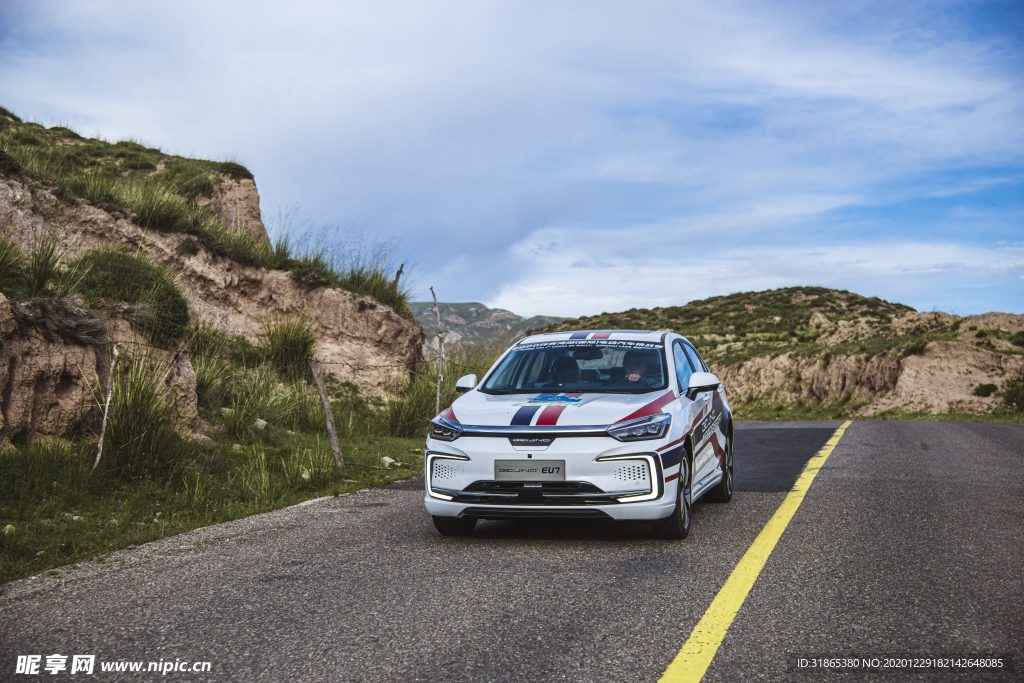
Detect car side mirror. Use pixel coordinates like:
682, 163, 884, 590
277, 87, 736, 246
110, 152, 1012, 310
455, 374, 478, 394
686, 371, 721, 399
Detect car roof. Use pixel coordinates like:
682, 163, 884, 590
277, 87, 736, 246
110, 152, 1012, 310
518, 330, 672, 345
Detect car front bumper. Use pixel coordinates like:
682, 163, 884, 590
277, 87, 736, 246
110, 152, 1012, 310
423, 435, 680, 522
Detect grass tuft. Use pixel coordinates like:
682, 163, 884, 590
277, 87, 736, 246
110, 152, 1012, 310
261, 314, 317, 381
0, 237, 23, 297
100, 352, 196, 479
22, 229, 86, 299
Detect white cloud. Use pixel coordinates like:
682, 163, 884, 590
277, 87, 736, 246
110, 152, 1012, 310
1, 0, 1021, 314
488, 225, 1024, 317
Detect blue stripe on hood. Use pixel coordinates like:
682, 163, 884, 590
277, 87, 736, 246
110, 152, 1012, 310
511, 406, 541, 425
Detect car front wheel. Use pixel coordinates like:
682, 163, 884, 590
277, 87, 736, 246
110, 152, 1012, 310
653, 458, 691, 540
432, 515, 477, 536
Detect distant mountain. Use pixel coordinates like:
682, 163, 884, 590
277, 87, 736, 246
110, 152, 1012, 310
410, 302, 565, 351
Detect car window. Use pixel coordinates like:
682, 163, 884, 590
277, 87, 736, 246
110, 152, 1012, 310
673, 342, 694, 392
480, 340, 668, 394
683, 343, 707, 373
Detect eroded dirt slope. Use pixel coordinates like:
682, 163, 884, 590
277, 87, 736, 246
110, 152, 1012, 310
0, 178, 424, 397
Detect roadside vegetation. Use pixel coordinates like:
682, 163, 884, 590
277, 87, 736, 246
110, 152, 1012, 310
0, 106, 409, 314
0, 106, 430, 585
0, 272, 500, 585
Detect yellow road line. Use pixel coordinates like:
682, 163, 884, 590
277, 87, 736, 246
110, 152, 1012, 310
659, 420, 853, 683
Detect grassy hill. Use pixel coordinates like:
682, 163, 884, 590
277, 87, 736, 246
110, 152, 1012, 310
0, 106, 408, 312
534, 287, 1024, 420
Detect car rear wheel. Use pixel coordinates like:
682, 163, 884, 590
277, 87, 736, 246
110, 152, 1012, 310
706, 433, 733, 503
653, 458, 691, 539
432, 515, 477, 536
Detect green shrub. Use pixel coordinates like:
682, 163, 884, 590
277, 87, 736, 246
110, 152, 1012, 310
47, 126, 82, 140
974, 383, 997, 398
277, 384, 326, 432
215, 161, 254, 181
0, 105, 22, 122
1002, 377, 1024, 413
0, 149, 23, 177
1012, 331, 1024, 348
12, 130, 42, 146
111, 140, 147, 157
903, 341, 927, 356
73, 247, 190, 345
158, 160, 215, 200
121, 152, 157, 171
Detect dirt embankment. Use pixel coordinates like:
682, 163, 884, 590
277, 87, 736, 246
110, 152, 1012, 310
0, 178, 424, 399
868, 341, 1024, 415
719, 320, 1024, 416
718, 351, 902, 407
0, 295, 198, 444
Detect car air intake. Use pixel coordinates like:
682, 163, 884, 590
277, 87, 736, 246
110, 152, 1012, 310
614, 464, 649, 485
432, 461, 460, 482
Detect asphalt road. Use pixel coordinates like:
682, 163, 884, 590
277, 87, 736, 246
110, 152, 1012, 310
1, 421, 1021, 682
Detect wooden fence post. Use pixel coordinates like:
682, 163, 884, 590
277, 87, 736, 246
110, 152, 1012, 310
309, 355, 345, 469
92, 344, 120, 472
430, 287, 445, 416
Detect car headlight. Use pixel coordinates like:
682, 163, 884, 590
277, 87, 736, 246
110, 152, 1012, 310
429, 416, 463, 441
607, 413, 671, 442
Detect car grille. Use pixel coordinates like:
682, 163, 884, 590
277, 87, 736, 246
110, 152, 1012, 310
443, 480, 643, 506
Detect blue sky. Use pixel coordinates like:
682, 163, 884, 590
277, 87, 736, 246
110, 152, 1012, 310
1, 0, 1021, 317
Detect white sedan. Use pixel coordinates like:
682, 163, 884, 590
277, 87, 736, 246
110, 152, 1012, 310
424, 330, 733, 538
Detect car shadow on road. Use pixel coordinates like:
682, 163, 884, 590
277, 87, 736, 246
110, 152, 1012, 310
460, 502, 715, 543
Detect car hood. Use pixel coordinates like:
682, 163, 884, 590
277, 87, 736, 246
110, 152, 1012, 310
443, 389, 678, 428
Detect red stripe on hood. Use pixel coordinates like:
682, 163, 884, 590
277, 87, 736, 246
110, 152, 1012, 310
615, 390, 677, 423
441, 407, 458, 423
536, 406, 566, 426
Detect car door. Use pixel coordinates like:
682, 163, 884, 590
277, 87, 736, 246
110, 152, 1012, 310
672, 342, 705, 480
682, 341, 719, 486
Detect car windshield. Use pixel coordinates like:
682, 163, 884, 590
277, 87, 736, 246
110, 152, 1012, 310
480, 340, 668, 394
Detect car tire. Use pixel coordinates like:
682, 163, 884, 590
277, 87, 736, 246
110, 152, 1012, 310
706, 433, 733, 503
653, 458, 691, 540
431, 515, 477, 536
